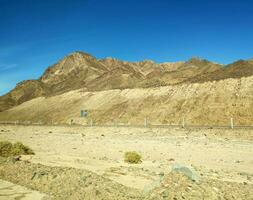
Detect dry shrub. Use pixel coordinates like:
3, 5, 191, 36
124, 151, 142, 164
0, 141, 34, 157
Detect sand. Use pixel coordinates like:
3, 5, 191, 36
0, 179, 47, 200
0, 125, 252, 199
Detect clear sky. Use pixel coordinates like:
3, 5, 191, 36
0, 0, 253, 95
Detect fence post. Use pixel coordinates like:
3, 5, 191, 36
90, 119, 93, 127
114, 120, 117, 127
182, 117, 185, 128
144, 117, 148, 128
230, 118, 234, 129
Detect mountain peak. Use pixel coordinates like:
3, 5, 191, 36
141, 59, 155, 64
65, 51, 96, 60
187, 57, 209, 64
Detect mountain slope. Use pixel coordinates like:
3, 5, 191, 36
0, 75, 252, 125
0, 80, 48, 112
188, 59, 253, 83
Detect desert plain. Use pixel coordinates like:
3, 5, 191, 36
0, 124, 252, 199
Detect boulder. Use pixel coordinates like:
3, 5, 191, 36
172, 163, 200, 183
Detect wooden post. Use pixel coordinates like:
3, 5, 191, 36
90, 119, 93, 127
230, 118, 234, 129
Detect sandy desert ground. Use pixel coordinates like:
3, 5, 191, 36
0, 125, 252, 199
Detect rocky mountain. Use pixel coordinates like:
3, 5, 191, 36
0, 51, 252, 112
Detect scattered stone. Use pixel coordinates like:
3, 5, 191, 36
185, 186, 192, 192
7, 156, 21, 163
14, 155, 21, 161
213, 187, 219, 192
159, 172, 165, 177
172, 163, 200, 183
31, 171, 48, 180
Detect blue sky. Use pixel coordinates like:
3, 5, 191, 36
0, 0, 253, 95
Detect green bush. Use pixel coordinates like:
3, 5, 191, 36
0, 141, 34, 157
124, 151, 142, 164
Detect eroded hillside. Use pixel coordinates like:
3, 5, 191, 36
0, 75, 252, 126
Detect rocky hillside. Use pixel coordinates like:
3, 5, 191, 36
0, 51, 252, 113
0, 80, 49, 112
0, 75, 252, 126
188, 59, 253, 83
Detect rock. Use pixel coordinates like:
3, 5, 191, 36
14, 156, 21, 161
171, 163, 200, 183
31, 171, 48, 180
143, 176, 164, 194
213, 187, 219, 192
20, 155, 33, 162
7, 156, 21, 163
159, 172, 165, 177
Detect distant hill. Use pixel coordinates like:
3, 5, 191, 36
0, 51, 252, 112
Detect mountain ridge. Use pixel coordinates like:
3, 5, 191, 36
0, 51, 252, 112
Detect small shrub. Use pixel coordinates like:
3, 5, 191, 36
0, 141, 34, 157
12, 142, 34, 155
124, 151, 142, 164
0, 141, 13, 157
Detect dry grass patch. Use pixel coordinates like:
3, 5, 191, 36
0, 141, 34, 157
124, 151, 142, 164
